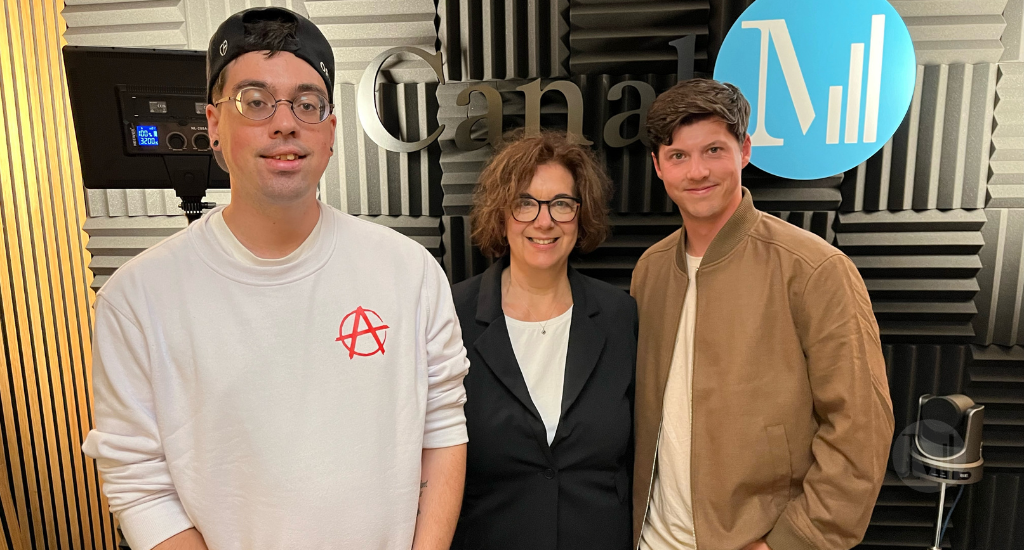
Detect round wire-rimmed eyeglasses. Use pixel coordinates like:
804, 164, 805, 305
212, 86, 333, 124
510, 195, 582, 223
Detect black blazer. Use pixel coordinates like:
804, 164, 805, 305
451, 259, 637, 550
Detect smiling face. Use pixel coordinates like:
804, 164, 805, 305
505, 162, 580, 274
207, 51, 336, 207
653, 117, 751, 227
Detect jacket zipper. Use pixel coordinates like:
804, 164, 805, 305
639, 265, 700, 550
690, 266, 699, 550
637, 419, 664, 550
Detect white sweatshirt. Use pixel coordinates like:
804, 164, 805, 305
82, 203, 469, 550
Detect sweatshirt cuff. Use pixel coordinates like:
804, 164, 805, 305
765, 513, 818, 550
423, 422, 468, 449
118, 494, 194, 550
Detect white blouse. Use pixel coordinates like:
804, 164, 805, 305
505, 306, 573, 445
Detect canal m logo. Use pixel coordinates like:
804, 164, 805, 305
714, 0, 916, 180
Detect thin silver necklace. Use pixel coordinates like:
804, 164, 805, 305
503, 273, 570, 335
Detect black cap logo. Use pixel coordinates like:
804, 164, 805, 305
320, 62, 328, 77
219, 40, 228, 56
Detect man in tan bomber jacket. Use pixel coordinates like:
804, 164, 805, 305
631, 79, 895, 550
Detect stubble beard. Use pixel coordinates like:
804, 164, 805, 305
257, 170, 317, 205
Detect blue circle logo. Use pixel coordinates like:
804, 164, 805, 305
714, 0, 916, 180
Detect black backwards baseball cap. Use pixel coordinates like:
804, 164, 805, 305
206, 7, 335, 104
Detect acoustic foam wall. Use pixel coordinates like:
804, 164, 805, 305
989, 62, 1024, 208
955, 347, 1024, 550
960, 473, 1024, 550
744, 168, 844, 212
706, 0, 753, 69
356, 215, 444, 262
325, 82, 443, 216
62, 0, 189, 48
568, 0, 710, 75
572, 215, 682, 290
1003, 0, 1024, 62
441, 215, 491, 285
835, 210, 986, 343
179, 1, 316, 52
305, 0, 438, 85
575, 73, 676, 214
437, 0, 569, 81
891, 0, 1010, 65
966, 345, 1024, 471
843, 63, 997, 212
436, 80, 503, 217
82, 216, 188, 291
974, 208, 1024, 346
766, 211, 836, 244
883, 345, 970, 449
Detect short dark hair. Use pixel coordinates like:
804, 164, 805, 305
471, 130, 612, 258
210, 16, 298, 101
646, 79, 751, 153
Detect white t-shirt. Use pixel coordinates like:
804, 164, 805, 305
82, 202, 469, 550
505, 306, 573, 444
640, 253, 702, 550
208, 208, 322, 266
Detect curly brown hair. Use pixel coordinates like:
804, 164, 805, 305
470, 130, 611, 258
646, 78, 750, 154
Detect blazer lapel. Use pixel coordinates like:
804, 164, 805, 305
473, 260, 544, 422
554, 268, 606, 443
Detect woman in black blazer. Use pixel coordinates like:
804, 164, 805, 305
451, 131, 637, 550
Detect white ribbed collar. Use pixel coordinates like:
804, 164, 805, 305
188, 201, 338, 286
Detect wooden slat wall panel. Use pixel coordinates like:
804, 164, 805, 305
0, 1, 113, 549
1, 442, 26, 550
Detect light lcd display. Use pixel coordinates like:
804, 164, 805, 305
136, 125, 159, 147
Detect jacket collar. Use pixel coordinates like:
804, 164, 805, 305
473, 257, 607, 450
675, 186, 760, 272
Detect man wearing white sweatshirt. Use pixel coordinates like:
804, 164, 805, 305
82, 7, 469, 550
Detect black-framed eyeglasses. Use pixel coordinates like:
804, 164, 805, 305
510, 195, 582, 223
212, 87, 333, 124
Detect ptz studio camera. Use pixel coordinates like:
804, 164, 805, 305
910, 394, 984, 485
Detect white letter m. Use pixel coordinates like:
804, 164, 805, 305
740, 19, 815, 146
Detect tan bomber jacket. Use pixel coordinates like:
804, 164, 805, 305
630, 188, 895, 550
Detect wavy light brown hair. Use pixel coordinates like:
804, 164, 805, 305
471, 130, 611, 259
646, 78, 751, 154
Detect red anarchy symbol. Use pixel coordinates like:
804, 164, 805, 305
336, 306, 389, 359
